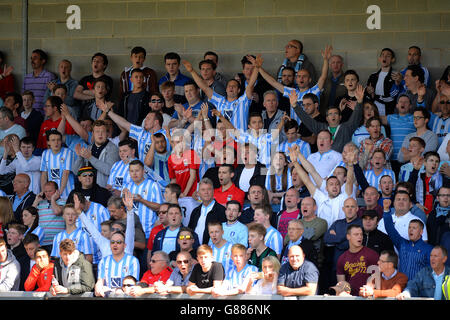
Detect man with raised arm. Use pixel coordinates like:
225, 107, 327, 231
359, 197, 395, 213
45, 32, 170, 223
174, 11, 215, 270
182, 56, 258, 131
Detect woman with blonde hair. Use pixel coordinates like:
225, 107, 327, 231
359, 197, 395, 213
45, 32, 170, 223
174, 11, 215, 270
0, 196, 14, 239
246, 255, 281, 295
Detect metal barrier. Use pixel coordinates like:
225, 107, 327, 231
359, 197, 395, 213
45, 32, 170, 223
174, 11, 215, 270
0, 292, 433, 300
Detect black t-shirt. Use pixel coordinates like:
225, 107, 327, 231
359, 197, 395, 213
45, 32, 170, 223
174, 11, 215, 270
334, 94, 357, 123
169, 249, 198, 262
126, 91, 146, 125
188, 261, 224, 288
78, 74, 114, 101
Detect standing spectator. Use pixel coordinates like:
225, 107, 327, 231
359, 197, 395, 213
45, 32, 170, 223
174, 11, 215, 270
401, 64, 435, 110
320, 55, 346, 116
277, 245, 319, 297
222, 200, 248, 247
253, 204, 283, 259
6, 223, 29, 290
203, 51, 226, 87
95, 231, 140, 296
3, 92, 27, 130
336, 225, 379, 296
73, 120, 120, 188
0, 196, 14, 239
0, 51, 14, 100
73, 52, 113, 114
22, 207, 45, 245
398, 137, 426, 182
239, 184, 268, 225
352, 101, 387, 149
158, 52, 191, 103
359, 117, 393, 170
22, 49, 56, 114
31, 181, 65, 252
119, 46, 158, 102
247, 223, 277, 271
0, 107, 26, 158
147, 203, 169, 251
397, 245, 450, 300
51, 238, 95, 296
43, 60, 78, 118
197, 59, 226, 104
399, 46, 431, 89
9, 174, 36, 223
0, 238, 20, 291
208, 222, 233, 274
20, 91, 43, 146
427, 186, 450, 246
361, 210, 394, 255
152, 204, 185, 255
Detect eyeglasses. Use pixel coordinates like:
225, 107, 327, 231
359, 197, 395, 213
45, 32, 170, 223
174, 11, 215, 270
176, 260, 189, 265
438, 194, 450, 197
111, 227, 123, 232
80, 173, 94, 177
151, 99, 163, 103
158, 210, 168, 215
122, 283, 134, 287
413, 116, 425, 120
439, 100, 450, 104
110, 240, 123, 245
178, 235, 193, 240
150, 259, 164, 263
378, 259, 390, 263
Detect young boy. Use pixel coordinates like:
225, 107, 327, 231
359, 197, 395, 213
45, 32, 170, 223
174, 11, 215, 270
107, 138, 137, 196
212, 243, 258, 297
253, 204, 283, 259
364, 149, 396, 192
160, 81, 178, 117
334, 70, 360, 122
222, 200, 248, 247
119, 46, 158, 101
247, 223, 277, 271
207, 221, 233, 274
23, 233, 40, 268
408, 151, 443, 215
118, 68, 150, 126
277, 119, 311, 162
24, 247, 54, 292
162, 183, 198, 228
7, 223, 32, 290
40, 129, 75, 199
399, 137, 425, 182
50, 204, 93, 263
144, 132, 170, 185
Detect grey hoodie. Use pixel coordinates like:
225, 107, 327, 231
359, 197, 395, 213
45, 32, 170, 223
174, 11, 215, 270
0, 249, 21, 291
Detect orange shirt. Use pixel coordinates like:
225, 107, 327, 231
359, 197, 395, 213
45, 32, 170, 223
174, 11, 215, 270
24, 262, 54, 292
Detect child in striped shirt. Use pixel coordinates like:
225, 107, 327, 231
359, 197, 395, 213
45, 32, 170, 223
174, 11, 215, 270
208, 222, 233, 274
364, 149, 396, 192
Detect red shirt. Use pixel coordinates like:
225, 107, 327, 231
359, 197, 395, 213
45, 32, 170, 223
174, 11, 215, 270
214, 183, 245, 208
24, 262, 54, 292
424, 176, 433, 215
168, 149, 200, 197
278, 209, 300, 239
147, 224, 165, 250
36, 117, 75, 149
140, 266, 173, 285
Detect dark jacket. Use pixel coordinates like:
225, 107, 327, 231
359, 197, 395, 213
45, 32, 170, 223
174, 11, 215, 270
117, 90, 150, 126
12, 243, 31, 291
232, 163, 266, 192
426, 207, 450, 246
188, 201, 227, 244
281, 238, 318, 267
9, 191, 36, 224
25, 109, 44, 146
152, 227, 200, 255
366, 67, 398, 114
362, 228, 395, 255
66, 183, 112, 208
53, 250, 95, 295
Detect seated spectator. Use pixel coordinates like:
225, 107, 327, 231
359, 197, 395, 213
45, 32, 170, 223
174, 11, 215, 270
360, 250, 408, 298
208, 222, 233, 274
168, 227, 198, 268
429, 93, 449, 147
336, 225, 379, 296
8, 174, 36, 223
22, 49, 56, 114
119, 46, 157, 102
3, 92, 26, 130
329, 280, 352, 297
186, 244, 225, 296
20, 91, 43, 146
129, 250, 173, 296
281, 220, 317, 267
222, 200, 248, 246
253, 204, 283, 259
247, 223, 277, 271
246, 255, 281, 295
357, 186, 383, 220
397, 245, 450, 300
95, 231, 140, 297
152, 204, 187, 255
24, 247, 54, 292
277, 245, 319, 297
361, 210, 394, 255
0, 238, 20, 291
147, 203, 169, 251
427, 187, 450, 246
0, 107, 26, 158
6, 223, 29, 290
51, 238, 95, 296
23, 233, 40, 273
155, 251, 194, 295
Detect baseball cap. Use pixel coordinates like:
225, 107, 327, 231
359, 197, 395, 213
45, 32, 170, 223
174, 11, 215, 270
330, 281, 351, 294
77, 166, 95, 176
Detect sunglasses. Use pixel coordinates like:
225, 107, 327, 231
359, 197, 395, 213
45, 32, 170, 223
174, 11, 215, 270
110, 240, 123, 245
178, 235, 193, 240
151, 99, 163, 103
111, 227, 123, 232
122, 283, 134, 287
176, 260, 189, 265
81, 173, 94, 177
158, 210, 168, 215
439, 100, 450, 104
150, 259, 164, 263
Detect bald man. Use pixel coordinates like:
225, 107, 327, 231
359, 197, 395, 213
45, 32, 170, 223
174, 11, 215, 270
11, 173, 36, 223
277, 245, 319, 296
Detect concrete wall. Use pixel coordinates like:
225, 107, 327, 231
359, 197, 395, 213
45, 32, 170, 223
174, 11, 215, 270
0, 0, 449, 101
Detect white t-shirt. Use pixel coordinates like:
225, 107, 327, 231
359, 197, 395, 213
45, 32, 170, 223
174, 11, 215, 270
307, 150, 343, 179
377, 211, 428, 241
313, 188, 351, 229
374, 71, 388, 116
239, 167, 256, 192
